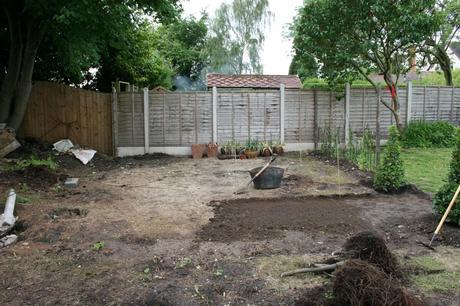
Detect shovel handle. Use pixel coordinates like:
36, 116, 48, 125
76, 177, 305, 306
434, 184, 460, 235
247, 155, 277, 186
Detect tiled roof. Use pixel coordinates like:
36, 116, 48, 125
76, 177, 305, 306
206, 74, 302, 89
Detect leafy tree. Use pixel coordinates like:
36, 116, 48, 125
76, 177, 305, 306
0, 0, 180, 130
207, 0, 272, 74
373, 126, 406, 192
292, 0, 441, 133
94, 22, 174, 92
433, 131, 460, 224
153, 16, 208, 81
419, 0, 460, 86
289, 53, 319, 80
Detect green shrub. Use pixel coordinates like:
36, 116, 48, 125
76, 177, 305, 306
373, 126, 406, 192
433, 132, 460, 224
401, 120, 457, 148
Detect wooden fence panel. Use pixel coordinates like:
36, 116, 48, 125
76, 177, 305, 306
21, 81, 113, 155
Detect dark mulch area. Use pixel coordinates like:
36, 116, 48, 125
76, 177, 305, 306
388, 212, 460, 248
197, 195, 372, 242
0, 166, 67, 191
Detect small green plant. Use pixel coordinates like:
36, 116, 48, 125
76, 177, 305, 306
91, 241, 105, 251
401, 120, 457, 148
11, 155, 57, 171
433, 131, 460, 224
244, 138, 262, 151
175, 257, 192, 269
373, 126, 407, 192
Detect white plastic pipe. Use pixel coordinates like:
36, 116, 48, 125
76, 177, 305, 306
2, 189, 16, 226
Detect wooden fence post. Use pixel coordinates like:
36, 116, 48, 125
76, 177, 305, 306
143, 88, 149, 154
375, 87, 381, 166
344, 83, 351, 146
405, 81, 412, 125
280, 84, 285, 144
111, 87, 118, 157
212, 87, 218, 143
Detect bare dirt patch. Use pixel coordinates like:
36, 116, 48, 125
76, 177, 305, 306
198, 196, 371, 242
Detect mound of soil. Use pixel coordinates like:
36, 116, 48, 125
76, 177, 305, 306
342, 231, 402, 278
333, 260, 423, 306
198, 196, 371, 242
0, 166, 66, 191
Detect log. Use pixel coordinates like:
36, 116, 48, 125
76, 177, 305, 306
0, 189, 17, 236
281, 261, 345, 277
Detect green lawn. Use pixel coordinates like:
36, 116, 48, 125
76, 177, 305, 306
401, 148, 453, 194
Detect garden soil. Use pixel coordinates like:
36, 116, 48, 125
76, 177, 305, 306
0, 146, 459, 305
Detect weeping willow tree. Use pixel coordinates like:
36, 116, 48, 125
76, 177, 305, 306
207, 0, 273, 74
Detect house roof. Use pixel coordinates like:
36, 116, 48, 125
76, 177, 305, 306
206, 74, 302, 89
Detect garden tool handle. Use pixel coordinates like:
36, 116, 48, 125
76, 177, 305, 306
434, 183, 460, 236
247, 155, 277, 186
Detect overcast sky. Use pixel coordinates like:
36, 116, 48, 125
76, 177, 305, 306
181, 0, 304, 75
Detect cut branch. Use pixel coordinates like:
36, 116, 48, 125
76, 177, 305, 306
281, 261, 344, 277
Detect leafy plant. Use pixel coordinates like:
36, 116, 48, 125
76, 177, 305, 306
433, 131, 460, 224
373, 126, 407, 192
244, 139, 262, 151
401, 120, 457, 148
11, 155, 57, 171
91, 241, 105, 251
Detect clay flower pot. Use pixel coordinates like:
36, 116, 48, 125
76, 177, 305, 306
273, 146, 284, 156
244, 149, 260, 159
206, 143, 219, 158
191, 144, 206, 159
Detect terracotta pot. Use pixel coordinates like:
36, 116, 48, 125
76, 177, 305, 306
207, 143, 219, 158
262, 148, 272, 157
191, 144, 206, 159
244, 149, 260, 159
273, 147, 284, 156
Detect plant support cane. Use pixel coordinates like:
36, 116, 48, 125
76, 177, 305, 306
429, 184, 460, 247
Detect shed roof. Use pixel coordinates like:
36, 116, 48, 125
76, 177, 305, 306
206, 74, 302, 89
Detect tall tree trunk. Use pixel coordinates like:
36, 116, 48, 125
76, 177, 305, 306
7, 22, 42, 130
435, 46, 453, 86
0, 8, 23, 123
382, 74, 404, 134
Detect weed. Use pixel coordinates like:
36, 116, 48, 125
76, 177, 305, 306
11, 155, 57, 171
214, 267, 224, 277
175, 257, 192, 269
91, 241, 104, 251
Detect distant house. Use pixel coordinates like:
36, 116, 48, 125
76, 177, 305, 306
206, 74, 302, 90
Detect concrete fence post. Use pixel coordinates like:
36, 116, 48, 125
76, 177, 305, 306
143, 88, 149, 154
406, 81, 412, 125
375, 87, 381, 166
280, 84, 285, 143
212, 86, 218, 143
345, 83, 351, 146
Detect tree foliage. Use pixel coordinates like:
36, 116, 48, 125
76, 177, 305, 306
0, 0, 180, 129
419, 0, 460, 86
153, 16, 209, 81
292, 0, 441, 132
207, 0, 272, 74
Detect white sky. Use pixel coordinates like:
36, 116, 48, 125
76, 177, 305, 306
181, 0, 304, 75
